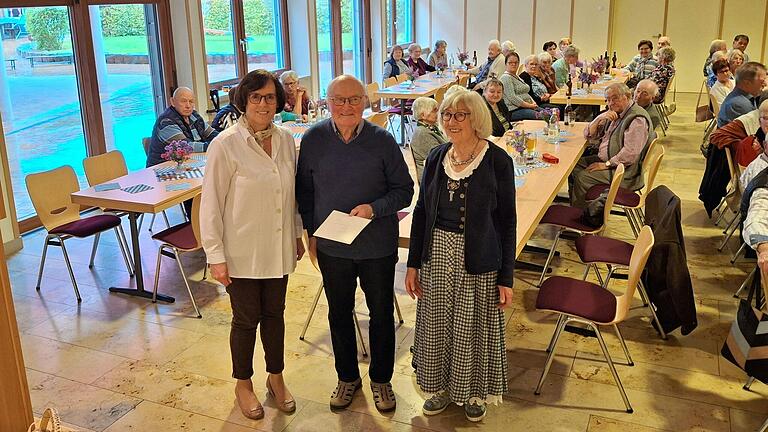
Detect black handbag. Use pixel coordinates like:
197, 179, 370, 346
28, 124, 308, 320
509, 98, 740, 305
581, 190, 608, 228
721, 268, 768, 384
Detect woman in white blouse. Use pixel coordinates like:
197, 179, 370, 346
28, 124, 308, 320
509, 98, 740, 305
710, 58, 735, 107
201, 69, 304, 421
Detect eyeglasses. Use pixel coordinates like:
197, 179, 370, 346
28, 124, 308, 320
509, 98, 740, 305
441, 111, 470, 122
248, 93, 278, 105
328, 96, 364, 106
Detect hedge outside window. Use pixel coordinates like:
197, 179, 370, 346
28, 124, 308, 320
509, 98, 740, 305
385, 0, 413, 48
201, 0, 238, 83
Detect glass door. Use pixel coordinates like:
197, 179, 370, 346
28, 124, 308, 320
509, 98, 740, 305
341, 0, 364, 79
315, 0, 333, 97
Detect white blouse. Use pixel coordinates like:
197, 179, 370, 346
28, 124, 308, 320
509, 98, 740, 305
442, 141, 490, 180
200, 123, 302, 279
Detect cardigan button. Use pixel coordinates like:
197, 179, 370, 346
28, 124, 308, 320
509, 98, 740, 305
460, 206, 465, 212
459, 193, 465, 199
459, 224, 464, 229
460, 216, 465, 222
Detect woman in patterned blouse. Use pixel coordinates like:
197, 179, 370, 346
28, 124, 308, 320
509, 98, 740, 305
624, 39, 659, 87
649, 47, 676, 104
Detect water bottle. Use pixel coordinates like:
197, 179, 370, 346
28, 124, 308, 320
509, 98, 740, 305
307, 99, 316, 123
549, 109, 559, 138
273, 114, 282, 126
564, 98, 573, 126
449, 55, 455, 71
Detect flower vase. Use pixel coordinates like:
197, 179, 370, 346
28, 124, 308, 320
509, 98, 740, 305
174, 161, 185, 174
586, 84, 592, 94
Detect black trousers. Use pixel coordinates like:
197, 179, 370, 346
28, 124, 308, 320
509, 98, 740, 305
317, 251, 397, 384
226, 276, 288, 380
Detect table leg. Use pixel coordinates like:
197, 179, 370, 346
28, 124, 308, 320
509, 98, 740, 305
109, 212, 175, 303
400, 98, 407, 146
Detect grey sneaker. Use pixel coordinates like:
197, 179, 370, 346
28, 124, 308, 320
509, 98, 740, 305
464, 401, 486, 422
329, 378, 362, 410
370, 381, 396, 412
422, 391, 451, 415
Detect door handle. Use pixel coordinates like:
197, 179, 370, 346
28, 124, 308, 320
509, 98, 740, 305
239, 39, 247, 52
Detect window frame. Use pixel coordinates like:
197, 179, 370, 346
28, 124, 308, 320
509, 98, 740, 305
204, 0, 291, 89
386, 0, 415, 50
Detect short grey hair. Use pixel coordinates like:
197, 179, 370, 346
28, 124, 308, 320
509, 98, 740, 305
438, 86, 492, 138
709, 39, 726, 55
735, 62, 767, 85
606, 82, 632, 98
711, 51, 727, 62
538, 52, 553, 63
488, 39, 501, 50
636, 79, 659, 97
501, 40, 516, 53
408, 43, 422, 56
657, 47, 676, 63
279, 70, 299, 83
412, 97, 439, 121
759, 99, 768, 114
434, 39, 447, 49
524, 54, 539, 65
728, 49, 745, 63
563, 45, 580, 58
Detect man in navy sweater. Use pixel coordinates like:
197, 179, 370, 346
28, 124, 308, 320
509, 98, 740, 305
296, 76, 414, 412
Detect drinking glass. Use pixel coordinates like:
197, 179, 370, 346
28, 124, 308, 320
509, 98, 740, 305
273, 114, 282, 125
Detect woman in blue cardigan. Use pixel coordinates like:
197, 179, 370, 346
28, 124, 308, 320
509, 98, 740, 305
404, 86, 516, 423
383, 45, 409, 79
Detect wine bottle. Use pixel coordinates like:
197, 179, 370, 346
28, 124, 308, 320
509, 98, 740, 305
611, 51, 617, 69
604, 50, 609, 62
473, 50, 478, 66
566, 73, 573, 97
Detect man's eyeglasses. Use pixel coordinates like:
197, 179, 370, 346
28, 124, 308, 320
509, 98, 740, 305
441, 111, 471, 122
328, 96, 364, 106
249, 93, 277, 105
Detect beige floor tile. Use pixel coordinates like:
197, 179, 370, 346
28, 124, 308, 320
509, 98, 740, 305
102, 400, 259, 432
26, 369, 140, 432
21, 334, 125, 384
284, 400, 427, 432
729, 408, 768, 432
12, 292, 73, 332
587, 415, 670, 431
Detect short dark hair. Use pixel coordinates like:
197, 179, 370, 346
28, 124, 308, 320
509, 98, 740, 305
712, 58, 730, 74
638, 39, 653, 50
485, 77, 504, 91
504, 51, 520, 63
543, 41, 557, 51
735, 61, 767, 85
232, 69, 286, 113
389, 45, 403, 60
735, 34, 750, 42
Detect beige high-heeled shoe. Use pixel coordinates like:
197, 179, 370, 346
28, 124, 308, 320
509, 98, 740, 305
235, 387, 264, 420
266, 374, 296, 413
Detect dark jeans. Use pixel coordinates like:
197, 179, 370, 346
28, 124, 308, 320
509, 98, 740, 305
226, 276, 288, 380
317, 251, 397, 384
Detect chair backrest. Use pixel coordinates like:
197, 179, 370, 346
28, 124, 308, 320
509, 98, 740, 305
434, 85, 447, 104
458, 74, 469, 88
26, 166, 81, 231
637, 145, 665, 208
724, 145, 739, 188
395, 73, 408, 83
657, 73, 675, 103
368, 111, 388, 129
383, 76, 397, 88
598, 163, 626, 234
708, 91, 721, 118
142, 137, 151, 157
189, 193, 203, 250
613, 225, 655, 323
366, 81, 381, 112
83, 150, 128, 187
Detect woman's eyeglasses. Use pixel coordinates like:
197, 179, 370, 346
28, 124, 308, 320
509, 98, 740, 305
441, 111, 470, 122
249, 93, 277, 105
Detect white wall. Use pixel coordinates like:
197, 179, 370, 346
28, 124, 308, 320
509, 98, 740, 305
169, 0, 208, 110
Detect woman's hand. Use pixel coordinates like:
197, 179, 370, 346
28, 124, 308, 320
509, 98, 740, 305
541, 93, 551, 102
308, 236, 317, 259
405, 268, 423, 299
498, 285, 514, 309
209, 262, 232, 287
296, 238, 305, 260
526, 101, 538, 109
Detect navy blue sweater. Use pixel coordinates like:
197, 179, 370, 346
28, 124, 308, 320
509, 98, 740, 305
296, 119, 414, 259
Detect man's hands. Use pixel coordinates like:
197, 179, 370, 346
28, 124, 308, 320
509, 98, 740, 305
350, 204, 374, 219
209, 262, 231, 287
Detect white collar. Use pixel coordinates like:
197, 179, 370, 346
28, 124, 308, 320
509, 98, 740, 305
442, 141, 489, 180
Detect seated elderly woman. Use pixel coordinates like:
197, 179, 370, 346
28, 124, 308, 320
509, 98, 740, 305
552, 45, 580, 88
710, 59, 735, 106
557, 37, 572, 59
481, 78, 514, 137
279, 70, 309, 121
537, 52, 558, 94
707, 51, 729, 88
649, 47, 675, 104
543, 41, 559, 60
383, 45, 409, 79
624, 40, 659, 87
519, 54, 554, 107
410, 97, 447, 181
704, 39, 727, 77
499, 52, 541, 121
739, 102, 768, 273
428, 40, 448, 69
407, 43, 436, 77
729, 49, 746, 76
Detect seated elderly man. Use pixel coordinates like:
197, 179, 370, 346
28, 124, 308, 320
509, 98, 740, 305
717, 62, 767, 128
569, 83, 654, 208
633, 79, 662, 130
147, 86, 218, 167
468, 39, 505, 88
552, 45, 580, 88
740, 111, 768, 277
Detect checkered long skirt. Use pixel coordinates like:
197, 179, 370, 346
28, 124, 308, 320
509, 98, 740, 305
414, 228, 508, 405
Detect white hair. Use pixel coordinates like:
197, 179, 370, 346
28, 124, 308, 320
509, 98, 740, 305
438, 86, 492, 139
636, 79, 659, 97
563, 45, 580, 58
488, 39, 501, 50
538, 52, 552, 63
501, 40, 516, 53
524, 54, 538, 65
279, 70, 299, 83
408, 43, 422, 54
412, 97, 439, 121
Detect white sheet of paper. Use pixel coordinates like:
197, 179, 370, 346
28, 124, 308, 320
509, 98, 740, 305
313, 210, 372, 245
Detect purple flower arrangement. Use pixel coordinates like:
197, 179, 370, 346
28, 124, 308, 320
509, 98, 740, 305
161, 140, 193, 164
592, 57, 608, 75
457, 50, 469, 64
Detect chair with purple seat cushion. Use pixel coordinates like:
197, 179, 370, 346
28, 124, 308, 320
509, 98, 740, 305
151, 193, 204, 318
584, 143, 664, 238
535, 164, 625, 287
535, 226, 654, 414
26, 166, 134, 302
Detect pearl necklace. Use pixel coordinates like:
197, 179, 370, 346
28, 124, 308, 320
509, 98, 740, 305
449, 140, 481, 167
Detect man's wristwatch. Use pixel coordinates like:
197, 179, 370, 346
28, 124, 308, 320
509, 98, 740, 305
605, 160, 612, 168
370, 209, 376, 219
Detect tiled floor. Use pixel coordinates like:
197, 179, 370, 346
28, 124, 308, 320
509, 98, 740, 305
12, 94, 768, 431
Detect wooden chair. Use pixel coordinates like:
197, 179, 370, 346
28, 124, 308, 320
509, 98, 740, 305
366, 81, 381, 112
434, 85, 448, 104
368, 111, 389, 129
26, 166, 134, 302
536, 164, 625, 287
717, 146, 743, 252
535, 225, 655, 414
653, 73, 675, 134
82, 150, 134, 273
457, 74, 469, 88
395, 73, 408, 83
151, 193, 204, 318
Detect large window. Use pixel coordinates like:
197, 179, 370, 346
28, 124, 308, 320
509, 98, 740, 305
315, 0, 333, 97
385, 0, 413, 48
0, 1, 174, 228
203, 0, 289, 86
314, 0, 368, 96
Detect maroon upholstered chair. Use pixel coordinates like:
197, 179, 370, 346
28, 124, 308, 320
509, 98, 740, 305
535, 226, 655, 414
151, 194, 203, 318
535, 164, 625, 287
26, 166, 134, 302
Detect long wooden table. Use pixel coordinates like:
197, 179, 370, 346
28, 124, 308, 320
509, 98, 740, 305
549, 71, 630, 106
399, 120, 587, 258
375, 71, 459, 144
71, 158, 205, 302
